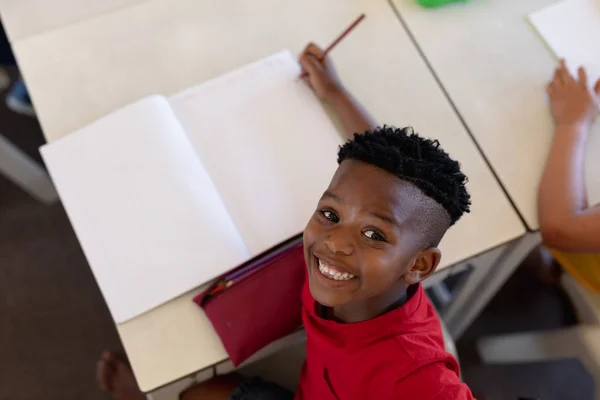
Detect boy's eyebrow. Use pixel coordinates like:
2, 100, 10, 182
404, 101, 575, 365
369, 212, 400, 228
321, 191, 342, 202
322, 191, 401, 227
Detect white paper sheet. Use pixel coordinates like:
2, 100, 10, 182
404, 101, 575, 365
529, 0, 600, 84
41, 96, 249, 323
170, 51, 343, 255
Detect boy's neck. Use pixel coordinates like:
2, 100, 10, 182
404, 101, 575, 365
326, 283, 414, 323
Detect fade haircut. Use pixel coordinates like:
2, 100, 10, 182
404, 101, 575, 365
337, 126, 471, 246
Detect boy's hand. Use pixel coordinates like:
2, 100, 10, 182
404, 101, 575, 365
299, 43, 342, 101
547, 59, 600, 129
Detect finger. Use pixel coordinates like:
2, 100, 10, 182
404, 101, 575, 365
551, 67, 560, 86
96, 359, 113, 392
304, 42, 326, 60
298, 56, 318, 80
558, 59, 572, 83
578, 66, 588, 87
594, 79, 600, 95
102, 351, 116, 362
298, 53, 323, 76
547, 80, 558, 96
298, 54, 311, 77
559, 58, 566, 68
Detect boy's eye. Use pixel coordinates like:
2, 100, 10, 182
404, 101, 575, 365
364, 229, 386, 242
320, 210, 339, 223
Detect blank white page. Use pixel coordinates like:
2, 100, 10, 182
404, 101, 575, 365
530, 0, 600, 83
41, 96, 249, 323
170, 51, 343, 255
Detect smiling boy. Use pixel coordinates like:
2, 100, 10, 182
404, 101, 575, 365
97, 44, 475, 400
299, 131, 472, 399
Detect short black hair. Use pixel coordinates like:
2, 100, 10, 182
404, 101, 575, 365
338, 126, 471, 229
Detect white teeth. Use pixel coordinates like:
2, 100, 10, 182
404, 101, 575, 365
317, 259, 356, 281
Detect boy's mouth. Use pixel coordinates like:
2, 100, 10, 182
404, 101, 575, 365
316, 258, 357, 281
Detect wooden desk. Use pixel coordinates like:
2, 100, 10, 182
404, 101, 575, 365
390, 0, 600, 229
2, 0, 524, 392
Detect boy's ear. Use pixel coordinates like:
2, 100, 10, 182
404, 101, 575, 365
403, 248, 442, 285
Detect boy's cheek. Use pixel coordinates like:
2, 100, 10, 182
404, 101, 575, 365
303, 217, 320, 244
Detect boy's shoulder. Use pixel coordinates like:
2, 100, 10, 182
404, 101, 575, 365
364, 287, 471, 398
342, 317, 466, 399
359, 287, 459, 374
359, 321, 466, 398
389, 293, 453, 367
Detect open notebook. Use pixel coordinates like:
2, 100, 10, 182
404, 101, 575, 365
529, 0, 600, 83
41, 50, 343, 323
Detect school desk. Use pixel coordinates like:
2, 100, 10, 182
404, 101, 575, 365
0, 0, 526, 394
389, 0, 600, 339
390, 0, 600, 230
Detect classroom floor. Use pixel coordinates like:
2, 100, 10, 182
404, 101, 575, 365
0, 72, 594, 399
0, 71, 123, 400
455, 264, 595, 399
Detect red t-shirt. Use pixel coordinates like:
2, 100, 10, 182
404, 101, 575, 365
295, 282, 475, 400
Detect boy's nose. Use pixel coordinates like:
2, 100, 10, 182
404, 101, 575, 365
324, 229, 354, 255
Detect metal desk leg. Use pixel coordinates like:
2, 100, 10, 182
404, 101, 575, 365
0, 134, 58, 204
443, 233, 541, 340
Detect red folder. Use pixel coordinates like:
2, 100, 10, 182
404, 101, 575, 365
193, 236, 306, 366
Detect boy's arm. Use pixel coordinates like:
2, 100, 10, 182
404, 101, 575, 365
325, 87, 376, 140
538, 60, 600, 252
299, 43, 377, 139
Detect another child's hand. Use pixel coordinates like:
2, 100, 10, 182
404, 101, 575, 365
299, 43, 342, 101
547, 59, 600, 128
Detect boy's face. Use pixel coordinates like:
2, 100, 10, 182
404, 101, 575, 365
303, 160, 441, 309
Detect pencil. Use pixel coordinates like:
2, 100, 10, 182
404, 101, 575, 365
300, 13, 366, 76
322, 14, 366, 60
